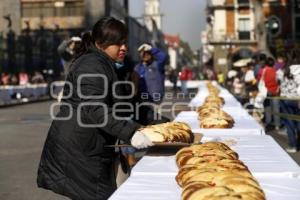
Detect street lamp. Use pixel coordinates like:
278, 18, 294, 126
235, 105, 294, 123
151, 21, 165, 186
265, 16, 281, 48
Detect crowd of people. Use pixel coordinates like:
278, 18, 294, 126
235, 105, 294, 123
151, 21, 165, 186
0, 71, 45, 86
223, 53, 300, 153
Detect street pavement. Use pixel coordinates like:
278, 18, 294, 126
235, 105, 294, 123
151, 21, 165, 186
0, 101, 69, 200
0, 91, 299, 200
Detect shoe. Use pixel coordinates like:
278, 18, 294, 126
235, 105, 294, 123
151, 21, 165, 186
285, 147, 297, 153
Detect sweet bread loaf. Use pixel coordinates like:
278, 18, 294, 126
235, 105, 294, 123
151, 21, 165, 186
175, 143, 239, 167
197, 83, 235, 129
175, 141, 265, 200
139, 122, 193, 143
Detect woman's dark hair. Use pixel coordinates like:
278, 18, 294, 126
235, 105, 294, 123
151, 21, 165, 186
259, 53, 267, 62
266, 57, 275, 67
78, 17, 127, 55
284, 67, 293, 80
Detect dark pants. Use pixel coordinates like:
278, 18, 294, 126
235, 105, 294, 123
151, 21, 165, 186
280, 100, 300, 148
264, 94, 280, 127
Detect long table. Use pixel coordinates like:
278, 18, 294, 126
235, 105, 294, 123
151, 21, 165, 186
109, 81, 300, 200
188, 81, 241, 108
110, 135, 300, 200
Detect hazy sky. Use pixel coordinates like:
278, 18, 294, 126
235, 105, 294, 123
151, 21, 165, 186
129, 0, 207, 51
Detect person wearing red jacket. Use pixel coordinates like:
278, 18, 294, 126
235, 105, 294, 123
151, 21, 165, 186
257, 59, 279, 96
257, 57, 280, 130
179, 66, 193, 95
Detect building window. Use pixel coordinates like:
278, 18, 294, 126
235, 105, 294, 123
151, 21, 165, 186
238, 18, 251, 40
21, 1, 84, 18
237, 0, 250, 5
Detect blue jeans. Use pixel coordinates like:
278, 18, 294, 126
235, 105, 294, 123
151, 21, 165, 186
280, 100, 300, 148
181, 80, 188, 95
264, 98, 281, 127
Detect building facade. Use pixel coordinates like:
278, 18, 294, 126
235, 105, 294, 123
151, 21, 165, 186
205, 0, 296, 74
206, 0, 258, 74
144, 0, 162, 31
0, 0, 128, 34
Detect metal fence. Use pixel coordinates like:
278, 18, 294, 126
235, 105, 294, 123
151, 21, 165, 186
0, 28, 83, 79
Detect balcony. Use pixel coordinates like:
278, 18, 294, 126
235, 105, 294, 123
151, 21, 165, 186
207, 31, 257, 45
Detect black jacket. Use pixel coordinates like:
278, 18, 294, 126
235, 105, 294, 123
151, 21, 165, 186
37, 46, 141, 200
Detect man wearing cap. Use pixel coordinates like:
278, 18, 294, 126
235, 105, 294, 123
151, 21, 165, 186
57, 36, 82, 77
134, 43, 168, 103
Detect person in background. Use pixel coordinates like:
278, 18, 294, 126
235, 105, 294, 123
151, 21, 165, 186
134, 43, 168, 103
232, 70, 246, 104
31, 71, 45, 84
179, 65, 193, 95
254, 53, 266, 78
116, 48, 169, 171
10, 74, 18, 85
280, 66, 300, 153
37, 17, 154, 200
1, 72, 10, 85
57, 36, 82, 78
243, 62, 256, 100
226, 69, 238, 94
168, 68, 178, 93
205, 67, 217, 80
57, 36, 83, 101
257, 57, 279, 130
19, 71, 29, 85
217, 70, 225, 86
198, 71, 204, 80
275, 54, 286, 84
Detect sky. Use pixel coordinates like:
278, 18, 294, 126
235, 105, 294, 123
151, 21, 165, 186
129, 0, 207, 51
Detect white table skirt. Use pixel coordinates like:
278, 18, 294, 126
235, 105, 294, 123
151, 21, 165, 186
109, 174, 300, 200
174, 111, 265, 136
0, 84, 48, 103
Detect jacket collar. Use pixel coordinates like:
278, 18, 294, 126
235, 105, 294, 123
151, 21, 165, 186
87, 44, 118, 75
88, 44, 115, 63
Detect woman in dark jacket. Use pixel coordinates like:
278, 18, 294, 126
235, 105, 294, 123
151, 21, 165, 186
37, 17, 153, 200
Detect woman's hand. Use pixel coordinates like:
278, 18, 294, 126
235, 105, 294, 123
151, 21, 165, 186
138, 43, 152, 52
131, 131, 154, 149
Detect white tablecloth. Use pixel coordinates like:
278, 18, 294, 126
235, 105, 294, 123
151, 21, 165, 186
131, 135, 300, 177
188, 81, 242, 108
109, 175, 300, 200
110, 81, 300, 199
174, 111, 265, 136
